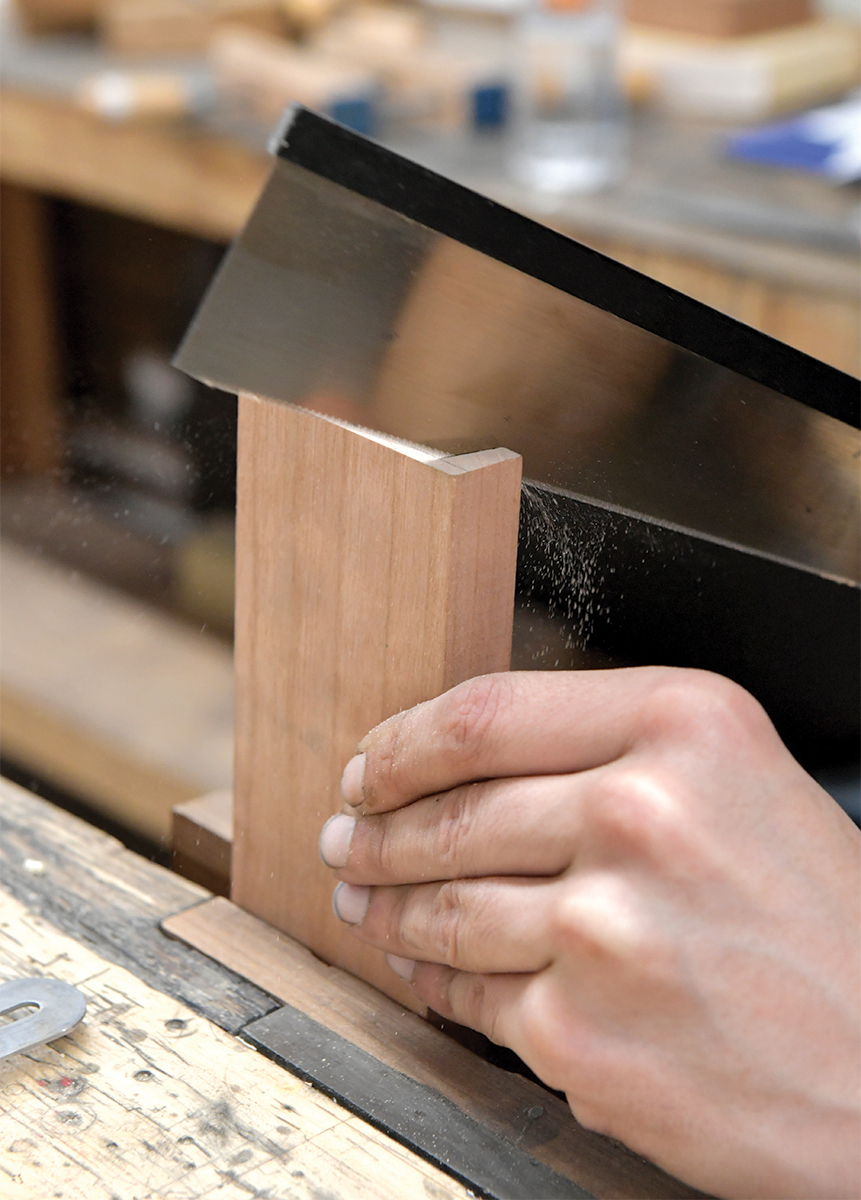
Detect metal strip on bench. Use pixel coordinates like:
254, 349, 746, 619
242, 1002, 594, 1200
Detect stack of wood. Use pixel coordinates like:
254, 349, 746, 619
13, 0, 334, 40
210, 8, 506, 131
622, 0, 861, 119
626, 0, 812, 38
101, 0, 288, 55
13, 0, 861, 127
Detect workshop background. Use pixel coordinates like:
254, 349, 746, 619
1, 0, 859, 861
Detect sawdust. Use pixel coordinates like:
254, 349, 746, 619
519, 482, 609, 651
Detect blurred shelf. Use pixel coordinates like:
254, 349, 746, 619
0, 537, 234, 843
0, 86, 268, 240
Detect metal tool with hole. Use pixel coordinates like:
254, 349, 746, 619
0, 977, 87, 1059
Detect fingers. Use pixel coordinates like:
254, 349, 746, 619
335, 876, 557, 974
342, 668, 673, 814
321, 773, 588, 885
409, 962, 530, 1051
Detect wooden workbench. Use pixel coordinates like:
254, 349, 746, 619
0, 777, 705, 1199
0, 779, 473, 1199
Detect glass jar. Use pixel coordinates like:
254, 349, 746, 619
508, 0, 628, 195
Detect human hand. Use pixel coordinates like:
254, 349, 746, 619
319, 669, 861, 1199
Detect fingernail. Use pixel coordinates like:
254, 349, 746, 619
332, 882, 370, 925
341, 753, 366, 806
385, 953, 416, 982
319, 814, 356, 868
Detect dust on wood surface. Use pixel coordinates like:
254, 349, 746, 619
0, 777, 273, 1032
0, 888, 470, 1200
164, 897, 707, 1200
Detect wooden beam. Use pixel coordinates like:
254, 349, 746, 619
0, 89, 268, 242
231, 395, 521, 1007
172, 790, 232, 895
0, 182, 64, 479
625, 0, 811, 38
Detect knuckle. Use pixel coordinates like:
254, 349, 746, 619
364, 704, 430, 805
647, 668, 767, 745
435, 880, 468, 967
439, 675, 510, 765
371, 816, 398, 877
457, 973, 493, 1037
584, 767, 677, 853
450, 972, 505, 1048
372, 713, 407, 795
434, 786, 476, 872
548, 873, 654, 964
517, 986, 594, 1094
399, 880, 465, 964
547, 884, 598, 956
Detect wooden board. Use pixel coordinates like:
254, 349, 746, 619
231, 396, 522, 1006
626, 0, 811, 37
163, 896, 706, 1199
0, 89, 268, 243
13, 0, 98, 34
173, 790, 233, 896
0, 182, 64, 479
0, 540, 234, 843
0, 887, 472, 1200
2, 776, 700, 1199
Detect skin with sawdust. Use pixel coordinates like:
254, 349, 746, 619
319, 667, 861, 1200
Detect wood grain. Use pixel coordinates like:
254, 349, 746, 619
0, 887, 471, 1200
231, 396, 522, 1006
0, 776, 272, 1032
163, 896, 706, 1200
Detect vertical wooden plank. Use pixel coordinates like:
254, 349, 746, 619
231, 394, 521, 1006
0, 182, 64, 479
